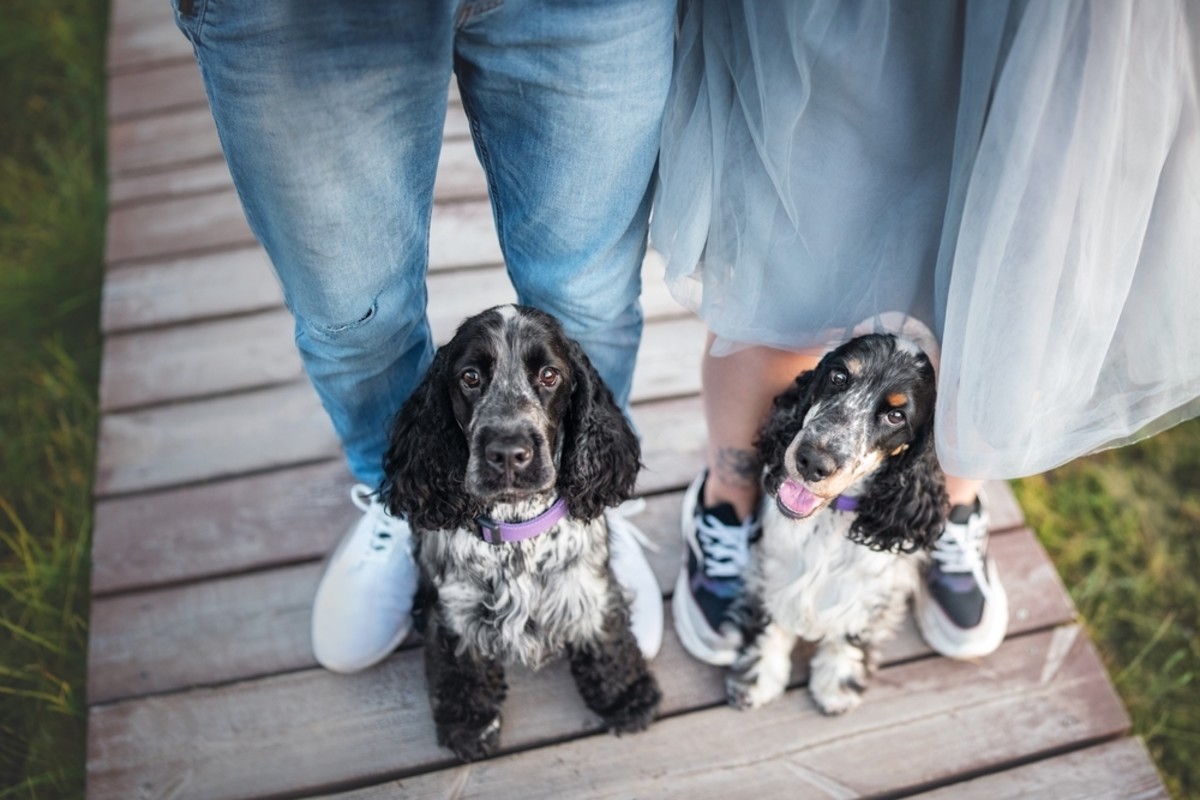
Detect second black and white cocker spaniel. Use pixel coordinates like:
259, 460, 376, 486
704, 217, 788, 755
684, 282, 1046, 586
381, 305, 660, 762
728, 333, 948, 715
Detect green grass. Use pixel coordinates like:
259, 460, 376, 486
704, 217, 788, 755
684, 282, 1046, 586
0, 1, 107, 797
1013, 417, 1200, 799
0, 3, 1197, 798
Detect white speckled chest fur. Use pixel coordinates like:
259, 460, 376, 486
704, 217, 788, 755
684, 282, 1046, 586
754, 501, 921, 643
418, 499, 613, 670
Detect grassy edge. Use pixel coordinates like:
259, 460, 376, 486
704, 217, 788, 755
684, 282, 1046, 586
0, 1, 107, 797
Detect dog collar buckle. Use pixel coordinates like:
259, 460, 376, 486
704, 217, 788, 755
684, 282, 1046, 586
476, 497, 570, 545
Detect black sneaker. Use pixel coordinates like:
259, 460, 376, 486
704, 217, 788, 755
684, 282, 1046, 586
914, 494, 1009, 659
673, 472, 759, 665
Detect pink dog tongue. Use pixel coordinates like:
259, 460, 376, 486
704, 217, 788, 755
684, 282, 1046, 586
778, 478, 823, 518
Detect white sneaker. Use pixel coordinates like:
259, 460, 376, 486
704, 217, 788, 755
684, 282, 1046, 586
606, 499, 664, 660
914, 494, 1009, 659
311, 484, 418, 673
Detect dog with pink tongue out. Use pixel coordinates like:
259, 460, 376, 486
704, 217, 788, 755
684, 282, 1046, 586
726, 334, 949, 715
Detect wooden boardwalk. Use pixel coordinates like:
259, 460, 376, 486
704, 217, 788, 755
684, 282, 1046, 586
89, 3, 1167, 798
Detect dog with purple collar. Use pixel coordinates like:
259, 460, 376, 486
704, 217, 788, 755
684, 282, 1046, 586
381, 305, 660, 762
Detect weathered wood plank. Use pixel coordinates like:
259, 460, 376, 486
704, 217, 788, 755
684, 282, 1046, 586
98, 253, 689, 409
100, 247, 280, 333
108, 61, 206, 121
87, 626, 1126, 800
338, 627, 1126, 800
90, 469, 1023, 596
92, 460, 353, 595
109, 137, 488, 208
99, 305, 702, 412
95, 383, 340, 497
108, 102, 471, 177
104, 187, 252, 266
911, 737, 1167, 800
86, 526, 1068, 704
108, 0, 192, 75
95, 389, 705, 497
108, 106, 223, 175
100, 243, 679, 335
105, 191, 502, 269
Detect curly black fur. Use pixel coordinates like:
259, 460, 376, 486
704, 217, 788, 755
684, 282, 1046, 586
558, 336, 642, 520
424, 610, 508, 762
850, 415, 948, 553
758, 371, 818, 500
567, 588, 661, 734
381, 344, 476, 531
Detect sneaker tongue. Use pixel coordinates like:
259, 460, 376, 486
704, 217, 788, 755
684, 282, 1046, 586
778, 478, 823, 518
704, 501, 743, 528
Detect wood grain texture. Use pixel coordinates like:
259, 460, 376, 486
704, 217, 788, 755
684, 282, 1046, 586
108, 0, 192, 74
109, 137, 488, 208
99, 307, 702, 412
105, 192, 503, 268
99, 254, 690, 409
108, 102, 470, 177
100, 247, 281, 333
86, 526, 1069, 704
94, 389, 705, 497
337, 628, 1128, 800
100, 243, 681, 335
92, 460, 354, 595
910, 737, 1167, 800
88, 626, 1126, 800
108, 61, 206, 120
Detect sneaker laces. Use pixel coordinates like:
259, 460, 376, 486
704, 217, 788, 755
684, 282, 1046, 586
695, 511, 754, 580
350, 483, 408, 560
606, 498, 659, 553
930, 513, 994, 604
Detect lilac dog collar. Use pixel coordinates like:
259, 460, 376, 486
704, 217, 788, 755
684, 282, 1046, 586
833, 495, 860, 513
476, 497, 569, 544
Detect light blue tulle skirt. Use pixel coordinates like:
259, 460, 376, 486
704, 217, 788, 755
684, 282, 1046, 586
651, 0, 1200, 479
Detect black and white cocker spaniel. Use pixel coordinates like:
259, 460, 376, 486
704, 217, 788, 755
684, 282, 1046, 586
728, 333, 948, 716
381, 304, 660, 762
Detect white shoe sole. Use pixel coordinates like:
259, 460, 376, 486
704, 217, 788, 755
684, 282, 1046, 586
672, 566, 739, 666
914, 559, 1008, 660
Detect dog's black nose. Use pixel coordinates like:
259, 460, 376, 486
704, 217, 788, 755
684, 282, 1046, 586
796, 443, 837, 483
484, 433, 534, 476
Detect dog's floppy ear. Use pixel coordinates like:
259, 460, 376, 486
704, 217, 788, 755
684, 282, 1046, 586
757, 369, 819, 497
558, 339, 642, 521
851, 420, 948, 553
380, 348, 473, 531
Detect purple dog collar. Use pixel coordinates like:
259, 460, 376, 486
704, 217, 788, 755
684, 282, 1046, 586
476, 497, 569, 544
833, 495, 860, 513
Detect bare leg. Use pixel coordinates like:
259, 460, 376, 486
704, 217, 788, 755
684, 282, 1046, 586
945, 475, 983, 507
701, 331, 822, 519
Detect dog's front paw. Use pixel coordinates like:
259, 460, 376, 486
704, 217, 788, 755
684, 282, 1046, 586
809, 679, 865, 716
726, 671, 783, 710
809, 637, 871, 716
601, 671, 662, 734
438, 714, 501, 762
808, 659, 867, 716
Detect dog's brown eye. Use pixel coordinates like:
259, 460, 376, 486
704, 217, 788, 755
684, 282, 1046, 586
885, 409, 906, 426
830, 369, 848, 387
461, 369, 481, 389
538, 366, 560, 388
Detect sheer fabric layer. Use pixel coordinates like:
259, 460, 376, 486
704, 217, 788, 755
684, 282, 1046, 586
651, 0, 1200, 478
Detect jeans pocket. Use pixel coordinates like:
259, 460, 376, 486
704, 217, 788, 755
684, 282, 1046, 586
172, 0, 211, 45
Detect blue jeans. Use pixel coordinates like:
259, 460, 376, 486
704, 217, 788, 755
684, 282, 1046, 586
174, 0, 675, 485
